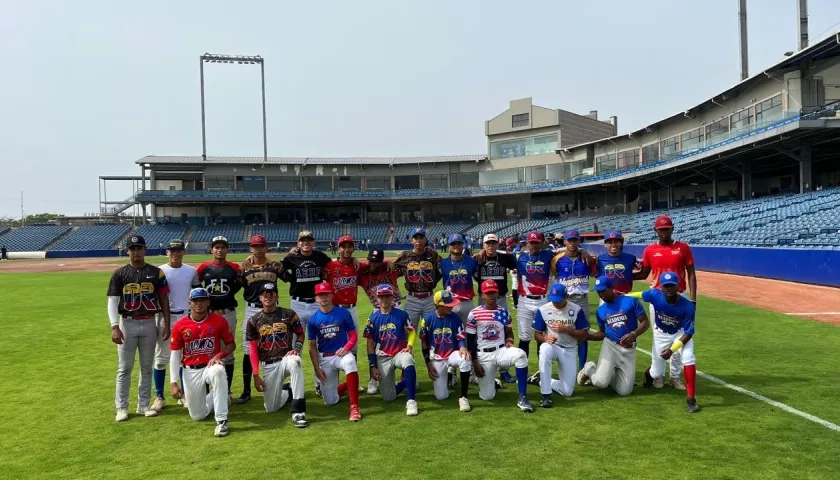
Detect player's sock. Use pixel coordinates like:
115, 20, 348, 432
337, 383, 348, 397
684, 364, 697, 397
515, 367, 528, 396
346, 372, 360, 406
179, 368, 184, 390
459, 371, 470, 397
577, 341, 588, 371
241, 355, 252, 395
536, 340, 542, 360
518, 340, 530, 358
153, 368, 165, 398
395, 380, 406, 396
404, 366, 417, 400
224, 364, 234, 391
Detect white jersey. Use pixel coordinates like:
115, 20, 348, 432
466, 305, 512, 350
160, 263, 200, 313
534, 301, 588, 349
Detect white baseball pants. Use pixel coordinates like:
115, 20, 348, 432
375, 351, 415, 402
219, 310, 237, 366
115, 317, 157, 409
584, 339, 636, 397
649, 302, 684, 379
261, 355, 305, 412
476, 347, 528, 400
154, 313, 183, 370
243, 305, 262, 346
538, 342, 576, 397
650, 327, 695, 380
516, 295, 547, 341
182, 364, 229, 422
318, 353, 358, 406
290, 299, 320, 332
430, 352, 472, 400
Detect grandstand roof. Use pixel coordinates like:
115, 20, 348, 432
137, 154, 487, 166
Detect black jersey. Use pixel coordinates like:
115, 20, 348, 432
280, 250, 331, 299
197, 261, 242, 310
473, 252, 517, 296
240, 256, 283, 306
107, 263, 169, 317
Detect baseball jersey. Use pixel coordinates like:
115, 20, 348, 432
240, 257, 283, 307
533, 301, 589, 349
595, 295, 646, 345
196, 261, 242, 310
107, 264, 170, 317
516, 250, 555, 296
363, 308, 413, 356
326, 259, 361, 305
466, 305, 512, 350
245, 307, 303, 361
307, 306, 355, 353
394, 247, 442, 294
641, 289, 696, 335
420, 312, 466, 360
170, 313, 235, 367
159, 263, 201, 313
551, 252, 595, 296
642, 241, 695, 292
596, 252, 638, 294
281, 250, 331, 299
358, 263, 402, 308
440, 255, 478, 301
473, 252, 517, 296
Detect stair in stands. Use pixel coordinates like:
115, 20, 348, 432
182, 225, 196, 243
113, 227, 138, 249
244, 225, 253, 242
43, 227, 75, 250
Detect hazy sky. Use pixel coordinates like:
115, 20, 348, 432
2, 0, 840, 217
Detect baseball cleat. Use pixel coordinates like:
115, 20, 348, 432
500, 370, 516, 384
234, 393, 251, 405
292, 413, 309, 428
527, 372, 541, 386
115, 408, 129, 422
137, 405, 158, 417
349, 405, 362, 422
670, 378, 686, 390
517, 396, 534, 413
214, 420, 229, 437
406, 399, 419, 416
315, 384, 322, 397
539, 394, 553, 408
643, 369, 654, 388
458, 397, 472, 412
177, 398, 186, 407
367, 379, 379, 395
228, 394, 233, 407
653, 378, 664, 389
151, 396, 166, 412
495, 378, 503, 390
687, 396, 700, 413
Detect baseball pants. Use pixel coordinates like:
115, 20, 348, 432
319, 353, 358, 406
243, 306, 262, 346
584, 339, 636, 396
154, 313, 183, 370
452, 298, 476, 326
650, 327, 695, 380
404, 294, 435, 330
538, 343, 576, 397
339, 305, 360, 355
290, 299, 320, 332
476, 347, 528, 400
430, 352, 472, 400
115, 317, 157, 410
649, 301, 684, 379
376, 351, 415, 402
182, 364, 229, 422
516, 295, 547, 342
478, 294, 509, 311
219, 310, 237, 366
261, 355, 305, 413
568, 294, 590, 320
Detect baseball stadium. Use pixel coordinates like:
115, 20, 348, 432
4, 16, 840, 480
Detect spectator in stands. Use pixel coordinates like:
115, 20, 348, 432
1, 244, 7, 260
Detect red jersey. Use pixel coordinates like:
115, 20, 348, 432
359, 262, 402, 308
170, 313, 235, 366
326, 259, 361, 306
642, 241, 695, 292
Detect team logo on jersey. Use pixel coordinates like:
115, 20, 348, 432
333, 276, 357, 290
183, 329, 192, 338
604, 263, 626, 279
406, 261, 434, 283
319, 323, 340, 340
525, 261, 545, 275
378, 322, 398, 341
482, 323, 501, 341
605, 312, 628, 330
296, 260, 321, 282
122, 283, 157, 312
656, 312, 679, 327
568, 309, 575, 317
432, 327, 453, 344
207, 278, 231, 297
448, 267, 470, 285
185, 337, 216, 356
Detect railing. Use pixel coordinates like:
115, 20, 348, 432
800, 99, 840, 120
762, 227, 812, 246
807, 195, 840, 214
740, 212, 780, 230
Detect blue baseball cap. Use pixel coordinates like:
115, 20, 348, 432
564, 229, 580, 240
410, 227, 426, 238
593, 276, 613, 292
375, 284, 395, 296
189, 288, 210, 300
434, 290, 460, 307
659, 271, 679, 286
548, 283, 567, 302
448, 233, 465, 245
604, 231, 623, 242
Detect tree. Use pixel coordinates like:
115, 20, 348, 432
23, 213, 59, 225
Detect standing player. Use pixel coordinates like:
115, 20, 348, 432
246, 284, 309, 427
531, 284, 589, 407
440, 233, 478, 325
235, 234, 284, 405
597, 231, 637, 296
578, 276, 649, 397
169, 288, 235, 437
514, 231, 555, 358
196, 236, 242, 394
364, 285, 419, 416
466, 280, 534, 412
325, 235, 363, 329
393, 228, 442, 330
307, 282, 362, 421
107, 235, 171, 421
359, 248, 402, 310
153, 239, 201, 413
635, 215, 697, 390
509, 237, 525, 309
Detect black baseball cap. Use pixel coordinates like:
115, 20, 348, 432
127, 235, 146, 248
259, 283, 278, 294
167, 239, 185, 250
367, 248, 384, 262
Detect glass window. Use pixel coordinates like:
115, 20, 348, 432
394, 175, 420, 190
755, 94, 783, 124
563, 160, 587, 180
617, 149, 639, 169
660, 136, 679, 158
642, 143, 659, 164
479, 168, 522, 186
596, 153, 617, 174
512, 113, 530, 128
680, 128, 703, 153
422, 174, 448, 189
730, 108, 752, 132
705, 118, 729, 142
490, 134, 557, 159
303, 176, 331, 192
334, 176, 361, 191
365, 176, 391, 191
267, 176, 298, 192
204, 175, 234, 191
451, 172, 479, 188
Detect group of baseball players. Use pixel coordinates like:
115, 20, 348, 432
108, 217, 699, 436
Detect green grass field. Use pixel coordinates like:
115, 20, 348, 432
2, 252, 839, 479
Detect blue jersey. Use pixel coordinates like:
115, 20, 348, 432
363, 308, 413, 356
551, 252, 594, 296
307, 306, 356, 353
419, 311, 466, 360
516, 250, 555, 296
642, 289, 695, 335
595, 295, 646, 345
440, 255, 478, 300
597, 252, 637, 294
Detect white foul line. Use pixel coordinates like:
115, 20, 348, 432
784, 312, 840, 315
636, 348, 840, 433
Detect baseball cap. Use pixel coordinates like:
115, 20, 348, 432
338, 235, 354, 246
654, 215, 674, 230
564, 229, 580, 240
434, 290, 460, 307
593, 276, 613, 292
604, 231, 624, 242
483, 233, 499, 244
189, 287, 210, 300
448, 233, 465, 245
249, 235, 267, 246
166, 239, 185, 250
259, 283, 278, 295
127, 235, 146, 248
410, 227, 426, 238
480, 279, 499, 293
548, 283, 567, 303
518, 238, 527, 244
375, 284, 395, 297
367, 248, 384, 262
211, 236, 229, 247
527, 231, 544, 243
659, 271, 679, 286
298, 230, 314, 241
506, 237, 516, 246
314, 282, 334, 295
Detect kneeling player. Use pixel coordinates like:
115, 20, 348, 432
246, 284, 309, 427
307, 282, 362, 421
466, 280, 534, 413
420, 289, 473, 412
169, 288, 235, 437
578, 276, 649, 397
532, 284, 589, 407
364, 284, 419, 416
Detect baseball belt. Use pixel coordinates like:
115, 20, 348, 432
184, 363, 208, 370
247, 302, 262, 308
292, 296, 316, 304
408, 292, 432, 299
263, 357, 283, 365
525, 295, 545, 300
480, 344, 505, 353
170, 310, 185, 315
321, 351, 337, 357
122, 314, 155, 320
211, 308, 235, 314
337, 303, 356, 308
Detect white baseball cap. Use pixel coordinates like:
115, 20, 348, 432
483, 234, 499, 243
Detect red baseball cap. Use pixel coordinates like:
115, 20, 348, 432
506, 238, 516, 246
249, 235, 267, 246
654, 216, 674, 230
480, 279, 499, 293
527, 231, 544, 243
314, 282, 334, 295
338, 235, 354, 246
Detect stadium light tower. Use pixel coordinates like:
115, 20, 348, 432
199, 53, 268, 163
